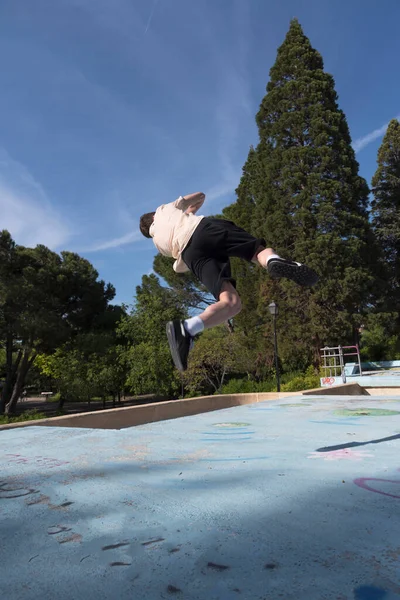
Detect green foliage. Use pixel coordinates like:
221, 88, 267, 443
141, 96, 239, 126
0, 231, 116, 413
0, 409, 46, 425
223, 19, 377, 368
359, 316, 400, 361
183, 328, 255, 396
153, 254, 211, 311
122, 341, 180, 397
49, 392, 61, 403
220, 367, 320, 395
36, 328, 127, 404
220, 378, 276, 394
280, 366, 320, 392
117, 274, 186, 397
371, 118, 400, 332
0, 348, 5, 375
36, 349, 92, 403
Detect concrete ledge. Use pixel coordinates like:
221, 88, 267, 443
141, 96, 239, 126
303, 383, 369, 396
0, 383, 367, 431
364, 387, 400, 396
0, 392, 295, 431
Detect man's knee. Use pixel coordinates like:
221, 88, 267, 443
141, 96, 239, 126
220, 285, 242, 316
229, 293, 242, 316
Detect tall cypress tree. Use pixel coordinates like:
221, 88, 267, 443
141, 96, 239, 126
222, 148, 263, 336
371, 119, 400, 329
229, 19, 376, 365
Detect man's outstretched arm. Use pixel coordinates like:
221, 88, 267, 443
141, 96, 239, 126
175, 192, 205, 214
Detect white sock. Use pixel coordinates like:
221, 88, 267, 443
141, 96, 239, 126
266, 253, 281, 266
184, 316, 204, 337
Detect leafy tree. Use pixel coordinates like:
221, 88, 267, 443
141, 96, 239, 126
359, 314, 400, 362
0, 231, 115, 413
153, 254, 212, 312
182, 327, 254, 396
117, 274, 186, 398
35, 302, 126, 409
371, 118, 400, 331
36, 330, 127, 410
36, 349, 92, 405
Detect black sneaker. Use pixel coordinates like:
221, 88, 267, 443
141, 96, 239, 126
166, 320, 193, 372
267, 258, 319, 286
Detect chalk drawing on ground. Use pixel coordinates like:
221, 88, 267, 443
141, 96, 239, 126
354, 468, 400, 499
308, 449, 374, 461
334, 409, 400, 417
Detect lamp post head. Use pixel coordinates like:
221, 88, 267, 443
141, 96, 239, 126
268, 301, 278, 316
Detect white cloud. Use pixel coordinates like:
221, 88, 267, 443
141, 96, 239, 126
144, 0, 160, 35
0, 149, 70, 249
353, 115, 400, 153
206, 180, 238, 203
84, 229, 141, 252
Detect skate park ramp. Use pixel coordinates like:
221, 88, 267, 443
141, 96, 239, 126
1, 393, 400, 599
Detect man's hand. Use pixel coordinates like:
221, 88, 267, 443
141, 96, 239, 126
181, 192, 205, 214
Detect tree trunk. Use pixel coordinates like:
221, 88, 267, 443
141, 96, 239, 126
0, 334, 19, 413
219, 368, 227, 392
58, 396, 66, 411
5, 349, 35, 414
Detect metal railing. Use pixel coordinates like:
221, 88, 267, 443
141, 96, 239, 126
320, 345, 362, 383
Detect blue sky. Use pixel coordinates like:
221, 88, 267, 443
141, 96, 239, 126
1, 0, 399, 305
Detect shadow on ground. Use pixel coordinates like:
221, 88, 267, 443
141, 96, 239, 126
1, 457, 399, 600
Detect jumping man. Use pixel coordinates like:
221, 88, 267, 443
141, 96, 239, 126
139, 192, 318, 372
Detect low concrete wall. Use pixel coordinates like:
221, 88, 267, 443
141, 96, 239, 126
364, 387, 400, 396
0, 384, 366, 431
304, 382, 369, 396
0, 392, 292, 431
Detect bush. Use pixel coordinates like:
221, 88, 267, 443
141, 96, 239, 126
0, 409, 47, 425
220, 367, 320, 395
281, 366, 320, 392
46, 392, 61, 403
220, 378, 276, 394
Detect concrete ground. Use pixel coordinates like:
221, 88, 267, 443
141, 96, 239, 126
1, 394, 400, 600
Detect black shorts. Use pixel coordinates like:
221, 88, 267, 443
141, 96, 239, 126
181, 218, 266, 299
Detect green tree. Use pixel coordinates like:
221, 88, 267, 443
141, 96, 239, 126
182, 327, 254, 396
359, 314, 400, 362
222, 148, 264, 339
37, 325, 126, 404
225, 19, 377, 366
153, 253, 211, 311
371, 118, 400, 330
36, 348, 92, 405
117, 274, 186, 398
36, 330, 127, 411
0, 231, 115, 413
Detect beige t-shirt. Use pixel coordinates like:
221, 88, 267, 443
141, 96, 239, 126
149, 197, 204, 273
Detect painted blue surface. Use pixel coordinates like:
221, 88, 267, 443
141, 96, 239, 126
321, 373, 400, 387
1, 394, 400, 600
344, 361, 400, 376
347, 375, 400, 387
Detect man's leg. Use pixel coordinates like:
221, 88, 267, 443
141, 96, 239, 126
251, 246, 276, 266
218, 218, 318, 286
166, 282, 242, 372
251, 245, 319, 286
198, 282, 242, 328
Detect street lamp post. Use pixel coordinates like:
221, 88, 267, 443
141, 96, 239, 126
268, 301, 280, 392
